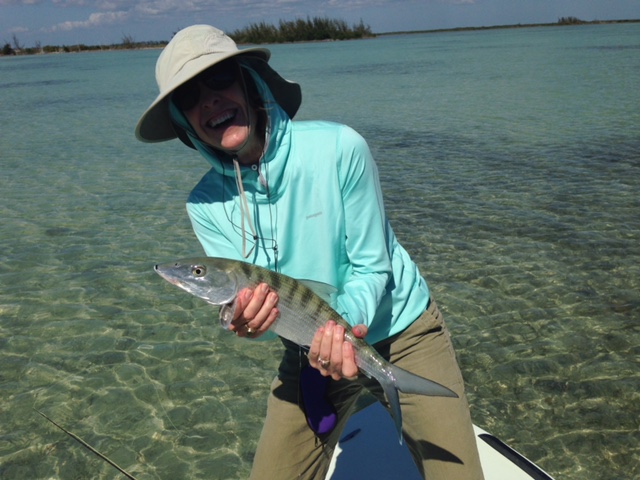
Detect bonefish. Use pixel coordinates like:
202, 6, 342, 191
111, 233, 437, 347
155, 257, 457, 443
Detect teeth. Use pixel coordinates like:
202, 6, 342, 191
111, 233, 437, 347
207, 111, 234, 128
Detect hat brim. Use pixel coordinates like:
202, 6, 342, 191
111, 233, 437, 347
135, 48, 272, 143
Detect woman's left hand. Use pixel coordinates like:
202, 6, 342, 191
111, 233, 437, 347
308, 320, 368, 381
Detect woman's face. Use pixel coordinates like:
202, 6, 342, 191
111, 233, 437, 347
175, 62, 262, 163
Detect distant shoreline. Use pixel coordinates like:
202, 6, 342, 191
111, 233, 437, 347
2, 19, 638, 57
376, 18, 640, 37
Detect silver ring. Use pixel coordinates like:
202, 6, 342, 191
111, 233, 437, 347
245, 326, 255, 337
318, 358, 330, 369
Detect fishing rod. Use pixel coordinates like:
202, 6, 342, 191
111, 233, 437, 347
35, 409, 138, 480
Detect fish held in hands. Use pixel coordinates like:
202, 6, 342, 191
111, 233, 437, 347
154, 257, 457, 443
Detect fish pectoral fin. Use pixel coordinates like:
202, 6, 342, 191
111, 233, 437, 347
219, 302, 236, 330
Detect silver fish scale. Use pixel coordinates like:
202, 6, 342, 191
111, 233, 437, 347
156, 257, 459, 444
228, 259, 392, 378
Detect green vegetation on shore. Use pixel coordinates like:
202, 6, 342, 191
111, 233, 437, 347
1, 17, 372, 56
229, 17, 373, 44
1, 35, 164, 56
377, 17, 639, 37
2, 17, 638, 56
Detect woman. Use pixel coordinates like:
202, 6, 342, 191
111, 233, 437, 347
136, 24, 484, 480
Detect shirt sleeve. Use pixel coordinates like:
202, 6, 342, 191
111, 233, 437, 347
334, 126, 392, 327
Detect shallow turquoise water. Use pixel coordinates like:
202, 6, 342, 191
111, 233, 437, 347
0, 24, 638, 479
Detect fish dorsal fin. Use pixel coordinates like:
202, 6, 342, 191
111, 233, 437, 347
298, 279, 337, 304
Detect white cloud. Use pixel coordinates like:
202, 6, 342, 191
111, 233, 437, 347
0, 0, 43, 7
5, 0, 479, 36
49, 10, 128, 31
133, 0, 196, 16
52, 0, 89, 6
0, 0, 44, 4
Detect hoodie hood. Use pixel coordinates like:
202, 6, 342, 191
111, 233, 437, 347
169, 60, 292, 198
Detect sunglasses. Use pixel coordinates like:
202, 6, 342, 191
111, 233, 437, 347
172, 60, 238, 111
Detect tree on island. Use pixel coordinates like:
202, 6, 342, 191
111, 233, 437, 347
3, 17, 639, 56
2, 33, 23, 55
558, 16, 585, 25
229, 17, 374, 44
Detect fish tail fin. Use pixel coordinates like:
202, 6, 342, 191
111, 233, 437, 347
378, 366, 458, 445
390, 364, 459, 398
378, 375, 404, 445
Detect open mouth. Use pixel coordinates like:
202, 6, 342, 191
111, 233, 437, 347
207, 110, 236, 129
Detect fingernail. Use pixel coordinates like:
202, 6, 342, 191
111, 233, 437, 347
268, 292, 277, 303
261, 283, 269, 293
353, 326, 362, 336
335, 325, 344, 338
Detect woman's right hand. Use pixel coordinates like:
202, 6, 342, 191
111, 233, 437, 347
229, 283, 279, 339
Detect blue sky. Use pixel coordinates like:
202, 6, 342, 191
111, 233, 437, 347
2, 0, 639, 48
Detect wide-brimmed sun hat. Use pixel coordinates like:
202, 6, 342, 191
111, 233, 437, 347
135, 25, 301, 143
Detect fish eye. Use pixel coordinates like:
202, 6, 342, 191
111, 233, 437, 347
191, 265, 207, 277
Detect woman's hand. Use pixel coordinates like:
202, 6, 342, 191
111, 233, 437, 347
229, 283, 279, 339
308, 320, 368, 380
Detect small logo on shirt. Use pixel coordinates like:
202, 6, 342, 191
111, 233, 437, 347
306, 211, 323, 220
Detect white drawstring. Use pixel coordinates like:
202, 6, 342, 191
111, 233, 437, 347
231, 63, 272, 261
233, 157, 258, 259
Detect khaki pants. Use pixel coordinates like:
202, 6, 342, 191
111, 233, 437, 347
250, 300, 485, 480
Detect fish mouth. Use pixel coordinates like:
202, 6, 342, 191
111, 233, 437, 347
154, 264, 180, 286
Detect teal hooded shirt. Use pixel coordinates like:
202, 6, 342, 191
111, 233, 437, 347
180, 63, 430, 344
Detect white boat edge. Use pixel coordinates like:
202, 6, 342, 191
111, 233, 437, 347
327, 402, 555, 480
